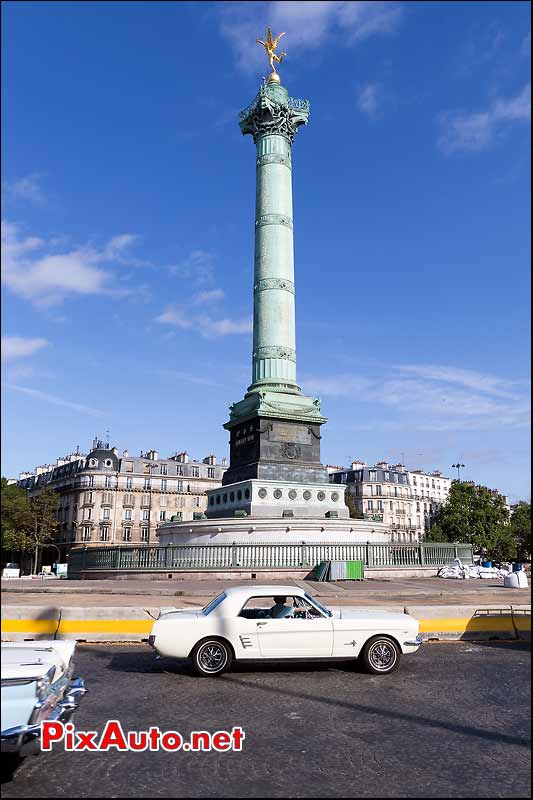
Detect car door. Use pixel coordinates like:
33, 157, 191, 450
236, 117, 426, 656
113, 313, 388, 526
256, 597, 333, 658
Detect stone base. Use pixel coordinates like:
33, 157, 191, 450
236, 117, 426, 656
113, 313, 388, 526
205, 479, 349, 519
157, 515, 389, 546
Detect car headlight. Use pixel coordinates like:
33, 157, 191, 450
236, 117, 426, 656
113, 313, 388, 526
36, 667, 56, 702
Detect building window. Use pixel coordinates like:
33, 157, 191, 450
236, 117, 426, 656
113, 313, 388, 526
143, 478, 151, 490
176, 465, 183, 476
144, 464, 151, 474
102, 492, 112, 505
141, 527, 149, 542
124, 509, 132, 520
126, 477, 133, 489
369, 471, 377, 481
84, 491, 93, 504
390, 501, 394, 511
100, 528, 110, 542
161, 479, 167, 491
190, 466, 199, 478
103, 508, 111, 520
160, 464, 167, 475
105, 475, 112, 488
141, 494, 150, 506
177, 481, 184, 492
367, 500, 373, 511
123, 493, 134, 506
207, 467, 215, 478
160, 495, 167, 507
142, 509, 150, 521
123, 528, 132, 542
159, 511, 166, 521
377, 500, 383, 511
82, 526, 91, 541
375, 485, 382, 496
193, 496, 201, 507
125, 461, 134, 473
83, 508, 92, 520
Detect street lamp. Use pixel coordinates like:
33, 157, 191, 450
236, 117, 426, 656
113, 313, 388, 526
451, 463, 465, 481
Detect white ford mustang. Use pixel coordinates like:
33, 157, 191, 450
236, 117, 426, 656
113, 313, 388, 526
149, 585, 422, 676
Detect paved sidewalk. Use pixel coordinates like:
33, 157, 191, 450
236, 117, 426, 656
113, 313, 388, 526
2, 576, 530, 608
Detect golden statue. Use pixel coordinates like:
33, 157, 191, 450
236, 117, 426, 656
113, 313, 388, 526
256, 27, 286, 79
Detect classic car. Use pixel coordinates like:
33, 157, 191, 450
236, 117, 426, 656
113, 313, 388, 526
148, 585, 422, 676
1, 640, 87, 761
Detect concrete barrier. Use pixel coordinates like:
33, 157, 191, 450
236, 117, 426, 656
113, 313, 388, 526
407, 604, 531, 641
2, 603, 530, 643
1, 605, 61, 641
1, 606, 155, 642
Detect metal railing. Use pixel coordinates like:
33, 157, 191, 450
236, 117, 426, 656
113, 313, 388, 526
67, 541, 473, 575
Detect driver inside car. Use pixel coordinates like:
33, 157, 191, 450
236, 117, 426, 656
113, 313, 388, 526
269, 595, 296, 619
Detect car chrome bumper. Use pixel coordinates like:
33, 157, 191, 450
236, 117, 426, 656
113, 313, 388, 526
404, 634, 423, 648
1, 678, 87, 755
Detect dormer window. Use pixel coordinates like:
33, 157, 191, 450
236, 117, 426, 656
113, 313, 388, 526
88, 458, 98, 468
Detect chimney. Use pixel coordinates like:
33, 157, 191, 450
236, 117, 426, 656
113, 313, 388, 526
351, 460, 366, 470
203, 454, 217, 465
176, 451, 189, 464
123, 449, 129, 458
221, 456, 228, 467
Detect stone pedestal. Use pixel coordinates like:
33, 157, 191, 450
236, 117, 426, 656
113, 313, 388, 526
206, 479, 349, 519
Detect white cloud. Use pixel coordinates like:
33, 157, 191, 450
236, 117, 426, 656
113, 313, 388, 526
156, 302, 252, 339
438, 83, 531, 153
192, 288, 225, 305
168, 250, 216, 285
356, 82, 385, 118
302, 364, 530, 431
1, 220, 147, 306
5, 383, 104, 417
219, 1, 403, 73
395, 364, 527, 399
3, 174, 48, 207
1, 336, 49, 361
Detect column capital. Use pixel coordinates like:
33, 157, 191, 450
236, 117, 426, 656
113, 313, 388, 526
239, 83, 310, 144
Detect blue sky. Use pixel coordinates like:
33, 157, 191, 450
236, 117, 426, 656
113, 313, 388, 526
1, 1, 530, 502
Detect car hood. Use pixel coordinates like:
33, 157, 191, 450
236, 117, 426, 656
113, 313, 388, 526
1, 641, 75, 683
328, 607, 417, 626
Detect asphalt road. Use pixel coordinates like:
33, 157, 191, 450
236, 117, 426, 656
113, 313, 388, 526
2, 642, 530, 798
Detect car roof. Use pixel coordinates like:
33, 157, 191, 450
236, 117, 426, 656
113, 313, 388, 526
223, 585, 305, 597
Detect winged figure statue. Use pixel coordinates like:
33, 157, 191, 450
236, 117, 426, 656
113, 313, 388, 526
256, 27, 287, 73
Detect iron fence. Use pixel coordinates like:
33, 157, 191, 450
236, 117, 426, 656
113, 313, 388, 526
67, 541, 473, 575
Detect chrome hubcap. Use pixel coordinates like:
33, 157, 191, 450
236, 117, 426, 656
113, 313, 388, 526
369, 641, 396, 670
198, 643, 227, 673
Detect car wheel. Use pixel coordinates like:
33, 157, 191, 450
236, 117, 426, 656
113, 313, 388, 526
361, 635, 400, 675
191, 638, 232, 677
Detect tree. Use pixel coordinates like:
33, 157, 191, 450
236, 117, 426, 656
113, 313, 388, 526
25, 488, 60, 574
1, 478, 30, 554
510, 502, 531, 561
428, 481, 515, 561
1, 479, 59, 573
344, 488, 364, 519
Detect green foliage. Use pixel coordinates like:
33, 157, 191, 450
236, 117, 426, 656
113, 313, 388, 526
344, 488, 364, 519
510, 502, 531, 561
428, 481, 515, 561
1, 478, 59, 572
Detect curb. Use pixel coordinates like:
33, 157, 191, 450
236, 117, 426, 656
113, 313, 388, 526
2, 604, 530, 643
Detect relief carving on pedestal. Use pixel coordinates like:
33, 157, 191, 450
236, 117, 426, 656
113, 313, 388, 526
281, 442, 301, 460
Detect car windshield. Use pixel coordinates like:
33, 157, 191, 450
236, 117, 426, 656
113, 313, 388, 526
305, 593, 332, 617
202, 592, 227, 616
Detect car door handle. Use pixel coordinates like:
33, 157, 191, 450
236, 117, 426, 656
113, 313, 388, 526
256, 621, 268, 626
